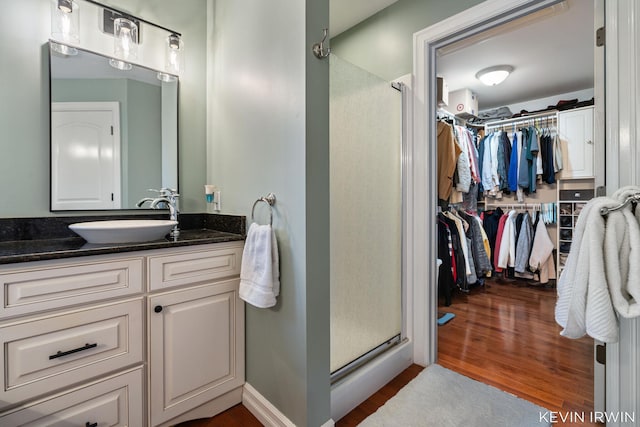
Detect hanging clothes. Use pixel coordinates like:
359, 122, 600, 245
437, 121, 461, 201
497, 210, 518, 269
458, 210, 492, 278
437, 217, 456, 306
499, 131, 512, 192
493, 211, 510, 273
481, 207, 503, 271
507, 131, 519, 191
482, 116, 563, 200
455, 125, 480, 185
443, 211, 473, 281
525, 126, 540, 193
515, 211, 534, 274
438, 212, 467, 290
529, 212, 556, 284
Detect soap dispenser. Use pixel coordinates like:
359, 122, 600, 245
204, 185, 221, 212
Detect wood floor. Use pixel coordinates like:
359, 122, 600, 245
176, 365, 424, 427
179, 278, 598, 426
438, 279, 599, 426
177, 404, 263, 427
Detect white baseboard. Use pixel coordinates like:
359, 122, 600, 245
243, 383, 336, 427
330, 340, 413, 421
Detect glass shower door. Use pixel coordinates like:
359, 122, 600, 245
330, 55, 403, 377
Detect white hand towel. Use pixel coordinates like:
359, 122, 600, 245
239, 222, 280, 308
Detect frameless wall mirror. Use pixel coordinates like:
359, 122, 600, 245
49, 41, 178, 211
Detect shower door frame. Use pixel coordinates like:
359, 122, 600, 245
330, 76, 413, 422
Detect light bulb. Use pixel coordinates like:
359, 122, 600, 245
165, 34, 184, 75
51, 0, 79, 44
113, 18, 138, 61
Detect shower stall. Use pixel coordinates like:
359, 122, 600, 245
329, 55, 410, 420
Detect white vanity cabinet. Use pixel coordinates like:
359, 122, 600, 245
147, 243, 244, 427
558, 106, 595, 178
0, 240, 245, 427
0, 254, 146, 426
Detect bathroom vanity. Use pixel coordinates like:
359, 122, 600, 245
0, 214, 245, 426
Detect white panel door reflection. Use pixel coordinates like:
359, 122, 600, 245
51, 102, 121, 210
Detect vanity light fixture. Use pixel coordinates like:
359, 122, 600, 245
109, 17, 138, 71
166, 34, 184, 74
475, 65, 514, 86
50, 0, 79, 55
157, 33, 183, 82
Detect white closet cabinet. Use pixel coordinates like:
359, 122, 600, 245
558, 106, 594, 178
0, 241, 244, 427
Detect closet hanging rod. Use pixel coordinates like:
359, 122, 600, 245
484, 110, 558, 129
484, 202, 542, 210
436, 108, 457, 119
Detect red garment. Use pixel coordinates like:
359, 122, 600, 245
493, 213, 510, 273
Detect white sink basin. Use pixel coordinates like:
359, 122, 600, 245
69, 220, 178, 244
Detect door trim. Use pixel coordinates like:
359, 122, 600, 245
410, 0, 561, 367
604, 1, 640, 424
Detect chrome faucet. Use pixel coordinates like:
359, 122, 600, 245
137, 188, 180, 238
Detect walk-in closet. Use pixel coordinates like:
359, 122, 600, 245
433, 0, 601, 419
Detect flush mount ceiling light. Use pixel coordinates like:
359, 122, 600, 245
475, 65, 514, 86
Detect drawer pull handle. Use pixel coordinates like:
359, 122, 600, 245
49, 343, 98, 360
154, 305, 163, 313
86, 423, 98, 427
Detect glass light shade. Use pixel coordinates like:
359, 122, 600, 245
50, 41, 78, 56
113, 18, 138, 61
50, 0, 79, 44
165, 34, 184, 75
476, 65, 513, 86
157, 72, 177, 83
109, 58, 133, 71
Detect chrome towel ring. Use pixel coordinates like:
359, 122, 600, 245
251, 193, 277, 225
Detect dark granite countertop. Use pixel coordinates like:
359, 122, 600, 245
0, 213, 246, 265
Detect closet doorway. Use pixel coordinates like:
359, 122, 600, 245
422, 0, 604, 419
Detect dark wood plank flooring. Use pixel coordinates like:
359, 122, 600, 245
179, 278, 598, 426
335, 364, 424, 427
438, 279, 599, 426
177, 403, 263, 427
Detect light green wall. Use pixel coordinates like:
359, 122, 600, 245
330, 0, 484, 80
208, 0, 330, 425
0, 0, 207, 217
126, 79, 163, 207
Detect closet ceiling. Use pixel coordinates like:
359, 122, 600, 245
330, 0, 594, 111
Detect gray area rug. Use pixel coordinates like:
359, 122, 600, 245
359, 364, 551, 427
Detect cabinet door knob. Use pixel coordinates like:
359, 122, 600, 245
586, 140, 593, 145
154, 305, 163, 313
86, 423, 98, 427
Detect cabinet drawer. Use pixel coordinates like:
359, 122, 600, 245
0, 256, 143, 319
148, 243, 243, 291
559, 189, 594, 201
0, 298, 143, 410
0, 367, 143, 426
